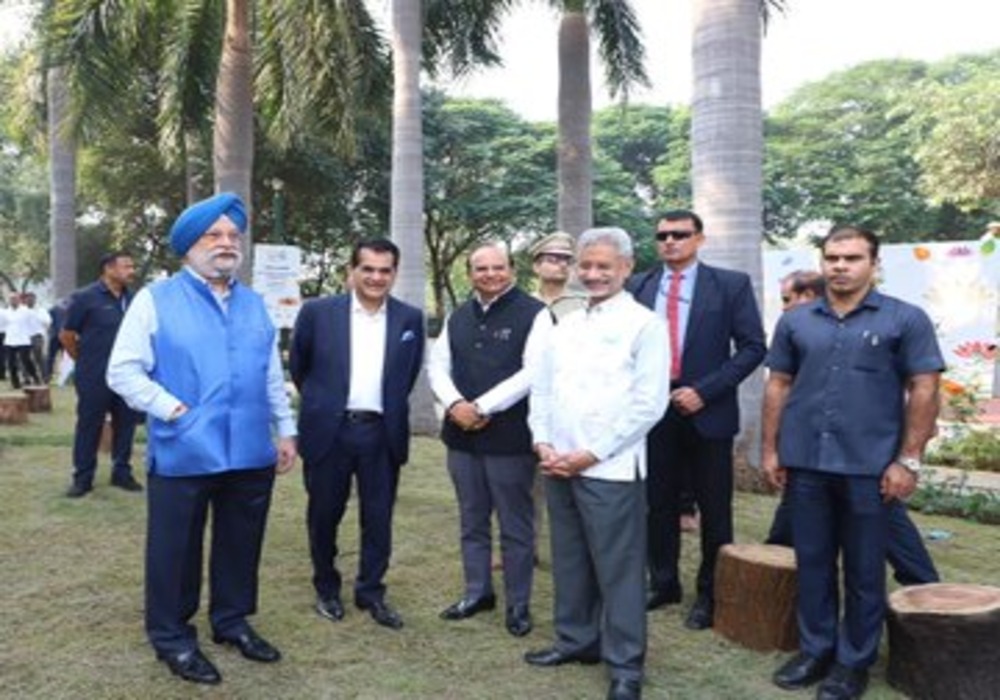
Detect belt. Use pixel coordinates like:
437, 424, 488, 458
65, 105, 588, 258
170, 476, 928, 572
344, 410, 382, 423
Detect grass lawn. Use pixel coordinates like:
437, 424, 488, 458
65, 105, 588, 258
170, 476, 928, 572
1, 387, 997, 699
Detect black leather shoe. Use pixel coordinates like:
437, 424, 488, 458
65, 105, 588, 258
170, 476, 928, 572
316, 596, 345, 621
159, 648, 222, 684
645, 585, 682, 611
772, 652, 833, 690
505, 604, 532, 637
816, 664, 868, 700
684, 596, 714, 630
360, 600, 404, 630
440, 594, 497, 620
111, 474, 143, 492
524, 647, 601, 667
607, 678, 642, 700
212, 627, 281, 663
65, 483, 92, 498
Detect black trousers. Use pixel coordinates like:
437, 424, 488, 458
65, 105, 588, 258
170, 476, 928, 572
146, 467, 276, 656
304, 417, 399, 607
71, 380, 137, 487
6, 345, 40, 388
646, 410, 733, 600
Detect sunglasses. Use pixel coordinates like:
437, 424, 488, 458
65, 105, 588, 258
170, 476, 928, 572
655, 230, 698, 242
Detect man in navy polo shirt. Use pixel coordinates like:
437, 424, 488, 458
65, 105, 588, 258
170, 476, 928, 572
61, 251, 141, 497
762, 226, 944, 700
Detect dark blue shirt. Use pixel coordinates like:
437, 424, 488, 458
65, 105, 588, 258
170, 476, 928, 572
63, 280, 132, 386
766, 289, 944, 477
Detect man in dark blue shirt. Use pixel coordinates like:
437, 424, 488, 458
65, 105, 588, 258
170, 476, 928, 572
762, 226, 944, 700
61, 251, 141, 497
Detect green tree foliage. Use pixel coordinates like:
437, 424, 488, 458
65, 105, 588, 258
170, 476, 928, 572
900, 51, 1000, 211
764, 56, 998, 241
423, 93, 556, 319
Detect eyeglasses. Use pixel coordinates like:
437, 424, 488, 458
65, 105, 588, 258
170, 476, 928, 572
655, 230, 698, 242
536, 253, 573, 264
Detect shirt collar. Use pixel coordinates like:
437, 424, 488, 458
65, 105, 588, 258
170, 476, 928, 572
475, 283, 515, 311
351, 291, 388, 317
816, 287, 883, 318
662, 260, 699, 279
586, 289, 630, 314
183, 265, 237, 290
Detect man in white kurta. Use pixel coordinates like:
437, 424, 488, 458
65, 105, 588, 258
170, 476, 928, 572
524, 228, 668, 700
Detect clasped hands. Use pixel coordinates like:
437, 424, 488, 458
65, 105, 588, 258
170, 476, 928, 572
535, 443, 598, 479
448, 400, 490, 432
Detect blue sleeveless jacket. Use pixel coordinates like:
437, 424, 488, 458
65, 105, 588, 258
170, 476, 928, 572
147, 270, 277, 476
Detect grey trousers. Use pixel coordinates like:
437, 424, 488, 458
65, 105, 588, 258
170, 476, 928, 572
546, 475, 647, 682
447, 450, 535, 606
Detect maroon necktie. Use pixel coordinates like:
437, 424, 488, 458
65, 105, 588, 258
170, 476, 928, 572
667, 273, 683, 380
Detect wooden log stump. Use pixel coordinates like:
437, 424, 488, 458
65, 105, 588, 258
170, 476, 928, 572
887, 583, 1000, 700
714, 543, 798, 651
22, 385, 52, 412
0, 392, 30, 425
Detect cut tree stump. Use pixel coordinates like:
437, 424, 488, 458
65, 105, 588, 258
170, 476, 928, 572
887, 583, 1000, 700
22, 385, 52, 412
0, 392, 30, 425
714, 543, 798, 651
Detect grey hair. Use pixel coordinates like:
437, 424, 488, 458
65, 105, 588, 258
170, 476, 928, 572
577, 227, 634, 259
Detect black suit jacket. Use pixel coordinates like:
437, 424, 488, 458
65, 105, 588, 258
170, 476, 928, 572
290, 294, 425, 466
627, 263, 766, 439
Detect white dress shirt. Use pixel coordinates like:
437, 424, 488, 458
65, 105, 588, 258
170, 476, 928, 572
347, 292, 387, 412
106, 268, 296, 438
654, 261, 699, 352
427, 300, 553, 415
529, 291, 669, 481
3, 306, 35, 347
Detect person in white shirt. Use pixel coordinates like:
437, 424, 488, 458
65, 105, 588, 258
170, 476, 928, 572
428, 241, 553, 638
524, 227, 668, 700
5, 293, 42, 388
23, 293, 51, 382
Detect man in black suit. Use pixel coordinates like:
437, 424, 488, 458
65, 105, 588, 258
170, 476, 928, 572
290, 238, 425, 630
629, 209, 766, 630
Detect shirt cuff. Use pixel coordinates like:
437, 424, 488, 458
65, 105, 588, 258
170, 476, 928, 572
151, 394, 184, 422
275, 418, 297, 439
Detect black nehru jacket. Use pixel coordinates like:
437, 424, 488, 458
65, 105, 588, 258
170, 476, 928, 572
441, 287, 545, 455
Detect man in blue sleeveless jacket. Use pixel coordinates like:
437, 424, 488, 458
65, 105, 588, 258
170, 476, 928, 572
108, 193, 297, 686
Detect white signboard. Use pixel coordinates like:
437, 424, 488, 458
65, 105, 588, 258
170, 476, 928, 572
765, 238, 999, 397
253, 244, 302, 329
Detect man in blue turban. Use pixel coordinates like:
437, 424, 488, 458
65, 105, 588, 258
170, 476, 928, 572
108, 193, 297, 685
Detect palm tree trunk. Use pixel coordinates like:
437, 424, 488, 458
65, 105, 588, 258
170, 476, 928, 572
213, 0, 254, 276
556, 9, 593, 237
691, 0, 764, 471
391, 0, 437, 434
47, 65, 77, 300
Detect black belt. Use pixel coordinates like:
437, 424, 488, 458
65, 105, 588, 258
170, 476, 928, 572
344, 410, 382, 423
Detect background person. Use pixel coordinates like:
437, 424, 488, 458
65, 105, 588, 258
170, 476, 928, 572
61, 252, 141, 497
4, 293, 42, 388
107, 193, 297, 686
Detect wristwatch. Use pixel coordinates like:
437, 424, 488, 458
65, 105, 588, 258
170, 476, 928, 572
896, 456, 922, 475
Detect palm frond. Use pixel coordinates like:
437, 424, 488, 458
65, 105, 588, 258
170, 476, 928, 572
589, 0, 649, 100
422, 0, 518, 79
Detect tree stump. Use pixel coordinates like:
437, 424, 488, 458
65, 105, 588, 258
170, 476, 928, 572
22, 385, 52, 413
714, 543, 798, 651
887, 583, 1000, 700
0, 393, 30, 425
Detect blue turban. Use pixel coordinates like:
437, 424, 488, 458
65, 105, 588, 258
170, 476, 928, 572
169, 192, 248, 256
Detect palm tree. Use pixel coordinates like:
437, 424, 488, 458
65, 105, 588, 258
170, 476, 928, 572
46, 63, 76, 299
556, 0, 646, 236
390, 0, 424, 313
690, 0, 785, 470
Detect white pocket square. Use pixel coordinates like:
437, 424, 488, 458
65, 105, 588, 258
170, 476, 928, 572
400, 330, 416, 342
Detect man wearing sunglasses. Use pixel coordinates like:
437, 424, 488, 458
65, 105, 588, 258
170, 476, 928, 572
628, 209, 766, 631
